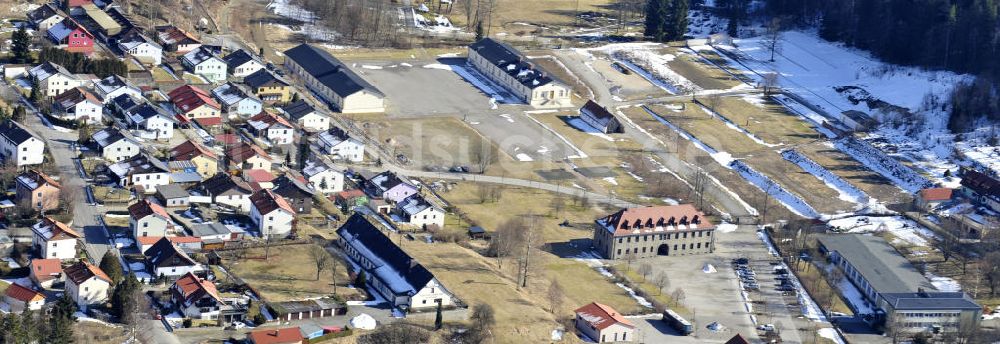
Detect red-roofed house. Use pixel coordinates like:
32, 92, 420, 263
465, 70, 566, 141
593, 204, 716, 260
915, 188, 954, 210
31, 217, 81, 260
29, 258, 63, 289
246, 327, 304, 344
171, 272, 223, 319
4, 283, 46, 312
574, 302, 634, 343
15, 169, 61, 212
138, 235, 204, 253
171, 140, 219, 178
249, 189, 295, 239
244, 169, 277, 190
129, 199, 176, 238
64, 261, 112, 309
227, 142, 272, 171
169, 85, 221, 126
47, 17, 94, 54
248, 111, 294, 145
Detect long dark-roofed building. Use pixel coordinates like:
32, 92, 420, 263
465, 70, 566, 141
467, 38, 571, 108
283, 44, 385, 113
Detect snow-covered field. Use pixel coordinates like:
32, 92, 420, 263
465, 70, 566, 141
781, 149, 870, 206
827, 216, 938, 247
267, 0, 340, 42
566, 117, 615, 142
926, 272, 962, 292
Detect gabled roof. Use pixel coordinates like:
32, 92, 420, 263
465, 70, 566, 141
272, 173, 315, 197
336, 214, 436, 296
171, 140, 218, 160
64, 261, 111, 285
816, 234, 936, 294
82, 3, 120, 34
244, 69, 289, 89
283, 44, 383, 98
27, 4, 62, 24
0, 120, 39, 145
227, 142, 271, 163
574, 302, 634, 330
250, 189, 295, 215
95, 74, 139, 96
155, 25, 200, 45
189, 222, 234, 237
398, 195, 439, 218
598, 204, 714, 236
243, 169, 276, 184
16, 169, 61, 190
212, 82, 260, 107
110, 152, 169, 176
962, 169, 1000, 201
223, 49, 261, 70
198, 173, 254, 197
369, 171, 415, 194
317, 127, 355, 148
302, 160, 337, 179
128, 199, 171, 220
48, 17, 93, 41
724, 334, 751, 344
54, 87, 100, 110
170, 85, 220, 113
182, 46, 222, 67
92, 127, 134, 148
173, 272, 221, 305
249, 111, 293, 130
29, 62, 73, 81
468, 38, 558, 89
30, 258, 63, 281
281, 100, 319, 121
247, 327, 304, 344
581, 100, 615, 121
5, 283, 45, 303
127, 103, 173, 125
117, 29, 161, 51
918, 188, 954, 202
145, 237, 197, 268
31, 216, 81, 241
156, 183, 190, 200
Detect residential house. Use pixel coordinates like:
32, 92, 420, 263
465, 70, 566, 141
129, 199, 175, 238
82, 3, 120, 36
27, 4, 65, 31
302, 161, 344, 194
915, 188, 954, 211
248, 111, 294, 145
579, 100, 623, 134
337, 214, 457, 310
31, 217, 80, 260
212, 82, 263, 117
725, 334, 751, 344
0, 120, 44, 166
593, 204, 716, 260
117, 30, 163, 65
817, 234, 982, 333
188, 222, 241, 247
47, 18, 94, 54
109, 153, 171, 192
243, 169, 277, 190
364, 171, 418, 204
171, 140, 219, 178
244, 69, 292, 104
574, 302, 635, 343
137, 236, 202, 253
29, 258, 63, 289
4, 283, 46, 313
249, 189, 296, 239
15, 170, 61, 212
124, 103, 175, 140
181, 46, 227, 83
223, 49, 265, 78
246, 327, 304, 344
28, 62, 83, 98
94, 75, 142, 104
333, 189, 368, 208
272, 173, 315, 213
169, 85, 222, 127
194, 173, 254, 213
396, 195, 445, 229
144, 237, 202, 278
227, 142, 272, 171
283, 44, 385, 113
92, 127, 140, 162
52, 87, 102, 123
64, 261, 112, 309
171, 272, 222, 320
316, 127, 364, 162
468, 38, 571, 108
281, 100, 329, 132
156, 184, 190, 207
960, 169, 1000, 212
155, 25, 201, 53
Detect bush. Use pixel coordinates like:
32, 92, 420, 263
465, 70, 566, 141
182, 319, 192, 328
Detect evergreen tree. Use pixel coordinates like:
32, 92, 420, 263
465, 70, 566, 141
11, 106, 25, 121
668, 0, 689, 40
354, 270, 367, 288
28, 82, 40, 104
644, 0, 666, 41
475, 21, 485, 41
10, 26, 31, 64
434, 301, 443, 330
111, 275, 141, 318
100, 251, 125, 285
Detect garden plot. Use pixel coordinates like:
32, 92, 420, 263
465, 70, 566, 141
643, 103, 855, 216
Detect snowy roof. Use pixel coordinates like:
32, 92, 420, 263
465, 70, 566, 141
27, 4, 62, 25
16, 169, 60, 191
29, 62, 72, 81
31, 217, 81, 241
468, 38, 559, 89
317, 127, 356, 148
817, 234, 936, 294
302, 161, 337, 179
336, 214, 437, 297
127, 103, 174, 124
96, 74, 139, 96
368, 171, 414, 194
881, 292, 980, 310
398, 195, 439, 217
182, 46, 221, 67
47, 18, 91, 42
574, 302, 634, 330
93, 127, 134, 148
211, 82, 259, 107
110, 152, 169, 177
118, 31, 162, 51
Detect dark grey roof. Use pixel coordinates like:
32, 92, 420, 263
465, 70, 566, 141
119, 153, 170, 174
882, 292, 981, 310
156, 183, 189, 199
27, 4, 60, 25
272, 173, 315, 197
197, 173, 252, 196
93, 127, 129, 148
223, 49, 260, 70
111, 94, 141, 112
817, 234, 935, 294
243, 69, 288, 89
0, 120, 37, 145
336, 214, 435, 295
188, 222, 232, 237
145, 237, 197, 268
283, 44, 383, 98
961, 169, 1000, 201
281, 100, 316, 121
468, 38, 557, 89
129, 103, 171, 120
468, 226, 486, 234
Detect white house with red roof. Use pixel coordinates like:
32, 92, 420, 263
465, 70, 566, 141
915, 187, 954, 210
593, 204, 717, 260
29, 258, 63, 289
31, 217, 81, 260
227, 142, 273, 171
248, 111, 294, 145
129, 199, 176, 238
249, 189, 295, 239
4, 283, 46, 312
171, 272, 223, 319
169, 85, 222, 127
64, 261, 112, 309
574, 302, 635, 343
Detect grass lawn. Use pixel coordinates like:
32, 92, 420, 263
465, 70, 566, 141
793, 262, 854, 316
92, 186, 131, 204
711, 96, 821, 146
74, 321, 126, 344
615, 264, 689, 315
223, 244, 360, 302
0, 280, 10, 295
797, 141, 910, 205
664, 47, 746, 90
448, 0, 618, 30
151, 67, 176, 82
103, 215, 129, 228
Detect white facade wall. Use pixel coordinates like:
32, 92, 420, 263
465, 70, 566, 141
101, 139, 140, 162
307, 170, 344, 194
0, 137, 45, 166
131, 215, 171, 238
231, 61, 264, 78
251, 208, 294, 239
67, 277, 110, 309
126, 43, 163, 65
297, 113, 330, 132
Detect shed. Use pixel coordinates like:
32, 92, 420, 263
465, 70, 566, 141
840, 110, 878, 131
299, 323, 324, 340
468, 226, 487, 239
156, 184, 190, 207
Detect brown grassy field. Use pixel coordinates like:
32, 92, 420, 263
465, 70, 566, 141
664, 47, 746, 90
528, 55, 592, 101
223, 244, 361, 302
351, 116, 509, 169
447, 0, 618, 30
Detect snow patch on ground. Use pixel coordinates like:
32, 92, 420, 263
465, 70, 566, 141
731, 161, 820, 218
818, 328, 846, 344
616, 282, 654, 308
515, 153, 534, 162
926, 272, 961, 292
781, 149, 870, 205
717, 223, 738, 233
827, 216, 937, 247
644, 106, 734, 166
566, 117, 615, 142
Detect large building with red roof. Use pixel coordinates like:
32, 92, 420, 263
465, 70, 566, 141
593, 204, 716, 260
574, 302, 635, 343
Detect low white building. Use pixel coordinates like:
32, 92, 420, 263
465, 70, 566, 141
52, 87, 102, 124
109, 153, 171, 192
397, 195, 445, 229
223, 49, 265, 78
0, 120, 45, 166
31, 217, 81, 260
249, 189, 296, 239
282, 100, 330, 132
303, 161, 344, 194
316, 127, 364, 162
118, 31, 163, 65
93, 127, 141, 162
144, 237, 202, 278
129, 199, 175, 238
4, 283, 46, 313
94, 75, 143, 104
124, 103, 175, 140
468, 38, 571, 108
574, 302, 636, 343
171, 272, 223, 320
64, 261, 112, 310
181, 47, 227, 83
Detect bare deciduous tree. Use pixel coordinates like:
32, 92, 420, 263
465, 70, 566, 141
655, 272, 670, 295
638, 263, 652, 281
671, 288, 686, 307
308, 245, 333, 281
548, 280, 564, 313
761, 72, 780, 95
